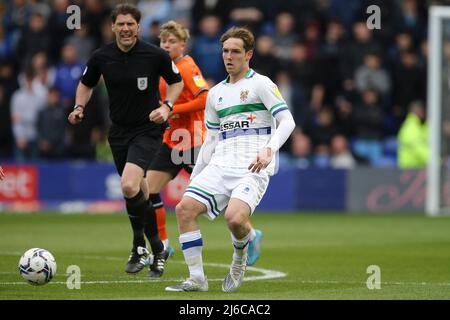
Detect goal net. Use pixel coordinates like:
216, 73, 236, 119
427, 6, 450, 215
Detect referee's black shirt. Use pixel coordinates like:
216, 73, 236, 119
81, 39, 182, 134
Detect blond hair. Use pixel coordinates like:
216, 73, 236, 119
159, 20, 190, 42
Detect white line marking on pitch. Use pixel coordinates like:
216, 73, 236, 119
0, 253, 287, 285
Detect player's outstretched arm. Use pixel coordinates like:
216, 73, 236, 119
172, 90, 207, 114
190, 129, 219, 180
249, 110, 296, 173
0, 166, 4, 181
68, 82, 94, 125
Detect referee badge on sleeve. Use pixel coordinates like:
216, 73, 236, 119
137, 77, 148, 91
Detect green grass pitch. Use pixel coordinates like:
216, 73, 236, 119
1, 212, 450, 300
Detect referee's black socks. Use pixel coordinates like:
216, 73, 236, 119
144, 197, 164, 254
125, 190, 164, 254
125, 190, 147, 250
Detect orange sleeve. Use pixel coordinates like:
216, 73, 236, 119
182, 61, 208, 96
172, 59, 208, 114
172, 90, 207, 114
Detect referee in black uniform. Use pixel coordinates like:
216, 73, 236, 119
68, 4, 183, 278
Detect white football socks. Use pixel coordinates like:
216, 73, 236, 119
231, 231, 251, 263
179, 230, 205, 282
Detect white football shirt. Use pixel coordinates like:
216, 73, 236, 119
204, 69, 289, 175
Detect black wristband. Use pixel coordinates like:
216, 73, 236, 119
73, 104, 84, 110
163, 100, 173, 111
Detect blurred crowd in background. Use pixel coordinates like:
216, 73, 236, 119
0, 0, 448, 169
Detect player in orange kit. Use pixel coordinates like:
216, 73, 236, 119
145, 21, 208, 268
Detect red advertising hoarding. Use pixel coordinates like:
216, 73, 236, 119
0, 166, 38, 202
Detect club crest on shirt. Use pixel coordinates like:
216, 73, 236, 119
137, 77, 148, 91
240, 90, 249, 102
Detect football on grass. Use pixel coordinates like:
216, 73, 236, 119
18, 248, 57, 285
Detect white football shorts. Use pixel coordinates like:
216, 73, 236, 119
184, 164, 270, 220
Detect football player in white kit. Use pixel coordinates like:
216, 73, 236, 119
166, 27, 296, 292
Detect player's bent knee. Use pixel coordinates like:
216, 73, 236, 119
224, 212, 247, 230
121, 180, 140, 198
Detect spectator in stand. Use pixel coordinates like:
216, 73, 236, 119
10, 68, 47, 162
334, 95, 354, 138
191, 0, 230, 34
15, 10, 50, 69
325, 0, 361, 32
330, 134, 356, 169
0, 15, 16, 60
305, 107, 339, 150
228, 0, 267, 35
54, 43, 84, 108
146, 20, 161, 46
65, 23, 97, 64
37, 87, 67, 159
47, 0, 73, 64
291, 129, 312, 169
340, 20, 382, 91
190, 15, 227, 83
354, 51, 391, 97
29, 0, 51, 20
29, 51, 55, 88
0, 59, 19, 102
313, 143, 331, 168
3, 0, 32, 46
303, 19, 322, 60
391, 48, 426, 129
82, 0, 112, 48
287, 42, 316, 99
397, 100, 428, 169
396, 0, 427, 43
168, 0, 195, 22
251, 34, 279, 81
138, 0, 171, 40
316, 18, 346, 103
272, 12, 299, 64
16, 52, 55, 92
351, 88, 384, 164
386, 30, 414, 68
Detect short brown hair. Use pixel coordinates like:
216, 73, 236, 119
159, 20, 190, 42
111, 3, 141, 23
220, 27, 255, 52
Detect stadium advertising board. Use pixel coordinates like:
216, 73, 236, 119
347, 168, 425, 212
0, 165, 38, 202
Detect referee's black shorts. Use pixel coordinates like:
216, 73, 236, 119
108, 124, 163, 177
148, 143, 200, 178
